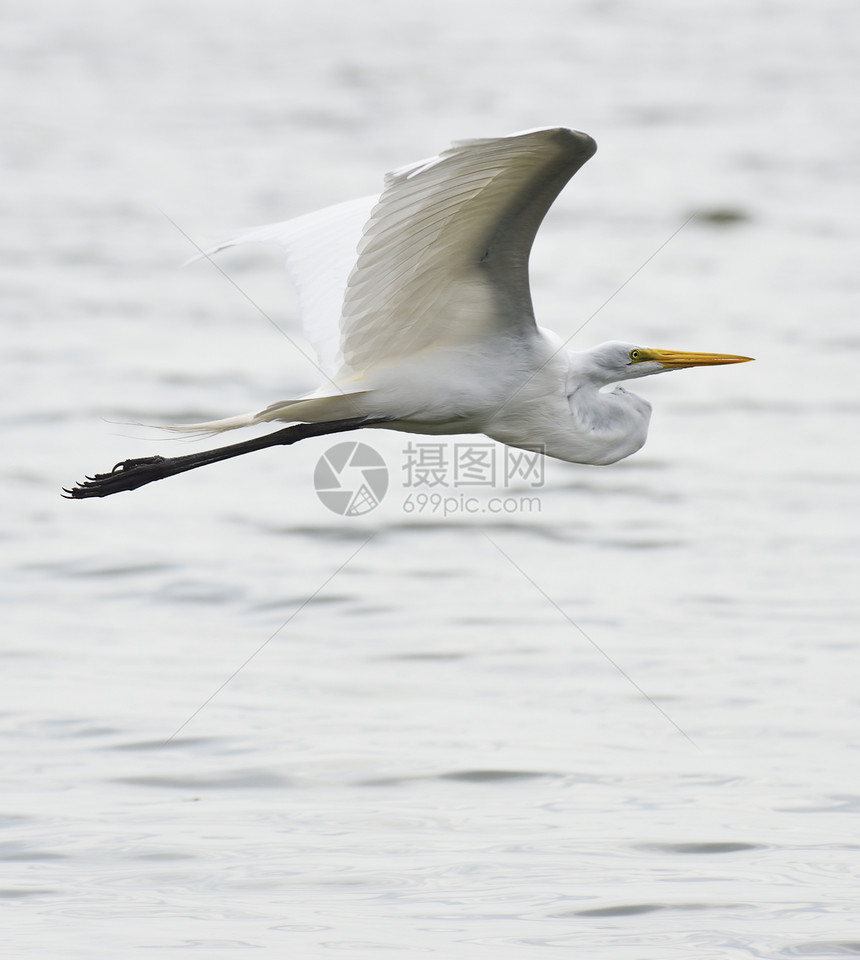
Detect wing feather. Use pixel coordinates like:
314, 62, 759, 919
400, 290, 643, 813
339, 127, 596, 374
194, 195, 376, 376
199, 127, 596, 383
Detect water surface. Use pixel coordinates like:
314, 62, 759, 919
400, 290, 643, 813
4, 1, 860, 956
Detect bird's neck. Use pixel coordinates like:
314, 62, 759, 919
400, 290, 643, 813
563, 379, 652, 465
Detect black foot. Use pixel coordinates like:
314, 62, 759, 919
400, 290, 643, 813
63, 456, 170, 499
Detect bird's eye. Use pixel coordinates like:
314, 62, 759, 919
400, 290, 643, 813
629, 349, 641, 362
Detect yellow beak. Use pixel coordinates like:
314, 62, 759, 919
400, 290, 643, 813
642, 348, 754, 369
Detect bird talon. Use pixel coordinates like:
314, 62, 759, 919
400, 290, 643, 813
111, 455, 165, 474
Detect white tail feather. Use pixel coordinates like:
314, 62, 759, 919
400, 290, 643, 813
158, 391, 372, 439
157, 412, 262, 439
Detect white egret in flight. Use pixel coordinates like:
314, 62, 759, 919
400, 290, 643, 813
65, 127, 751, 498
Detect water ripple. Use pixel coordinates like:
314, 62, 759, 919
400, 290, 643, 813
358, 769, 558, 787
783, 943, 860, 957
114, 769, 295, 790
636, 841, 764, 855
561, 901, 743, 917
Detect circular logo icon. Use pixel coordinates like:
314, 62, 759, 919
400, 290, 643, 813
314, 441, 389, 516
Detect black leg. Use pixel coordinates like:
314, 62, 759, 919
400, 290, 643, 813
63, 416, 392, 499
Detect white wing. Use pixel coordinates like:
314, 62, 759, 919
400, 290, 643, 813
197, 195, 376, 375
339, 127, 596, 375
201, 127, 595, 380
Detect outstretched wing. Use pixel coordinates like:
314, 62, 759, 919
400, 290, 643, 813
199, 127, 595, 380
196, 195, 377, 376
338, 127, 596, 374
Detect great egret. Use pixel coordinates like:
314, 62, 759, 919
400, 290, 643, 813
65, 127, 751, 499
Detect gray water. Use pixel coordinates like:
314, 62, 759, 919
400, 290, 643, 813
4, 1, 860, 956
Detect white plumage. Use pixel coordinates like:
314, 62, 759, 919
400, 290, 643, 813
66, 127, 752, 499
177, 126, 749, 464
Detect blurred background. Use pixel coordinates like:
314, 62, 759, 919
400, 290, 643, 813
4, 1, 860, 957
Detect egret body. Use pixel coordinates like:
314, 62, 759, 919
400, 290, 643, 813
66, 127, 751, 499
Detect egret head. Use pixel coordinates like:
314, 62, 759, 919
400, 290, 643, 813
576, 341, 753, 387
